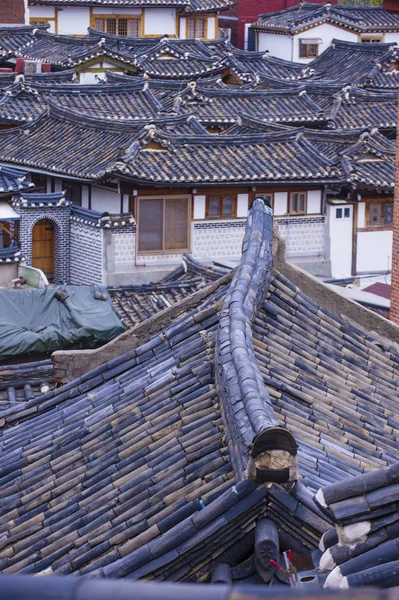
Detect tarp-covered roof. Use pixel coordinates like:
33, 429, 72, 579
0, 285, 125, 359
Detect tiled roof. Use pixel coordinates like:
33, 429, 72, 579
0, 71, 77, 90
309, 39, 397, 85
253, 3, 399, 34
29, 0, 231, 12
0, 246, 25, 264
0, 359, 55, 410
0, 25, 46, 59
363, 282, 391, 301
227, 49, 311, 82
0, 165, 34, 195
13, 191, 69, 208
109, 254, 226, 328
169, 83, 330, 125
0, 199, 398, 583
70, 205, 134, 228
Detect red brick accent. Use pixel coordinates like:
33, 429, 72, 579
390, 90, 399, 324
383, 0, 399, 11
0, 0, 25, 24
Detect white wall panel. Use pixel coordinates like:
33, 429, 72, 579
274, 192, 287, 216
57, 7, 90, 35
307, 190, 321, 214
237, 193, 249, 218
193, 195, 206, 219
144, 8, 176, 35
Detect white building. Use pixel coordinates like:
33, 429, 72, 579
28, 0, 230, 40
250, 2, 399, 63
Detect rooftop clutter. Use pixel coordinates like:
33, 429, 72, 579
0, 199, 398, 589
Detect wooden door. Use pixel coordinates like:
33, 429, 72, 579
32, 219, 55, 280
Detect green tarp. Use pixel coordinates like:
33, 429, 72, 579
0, 285, 125, 360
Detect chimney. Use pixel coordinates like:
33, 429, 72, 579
0, 0, 27, 24
383, 0, 399, 11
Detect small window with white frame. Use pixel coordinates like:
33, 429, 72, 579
335, 206, 351, 219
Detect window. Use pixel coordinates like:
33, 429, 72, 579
62, 181, 82, 206
336, 207, 351, 219
206, 195, 236, 218
367, 202, 393, 228
299, 41, 319, 59
187, 17, 207, 39
361, 36, 383, 44
289, 192, 307, 215
93, 15, 141, 37
31, 173, 47, 192
138, 197, 190, 253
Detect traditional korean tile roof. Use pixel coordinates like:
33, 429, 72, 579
0, 82, 46, 124
0, 199, 398, 583
309, 40, 398, 86
70, 205, 134, 228
0, 25, 46, 60
109, 254, 226, 328
0, 71, 77, 90
0, 104, 151, 180
226, 49, 311, 83
13, 191, 69, 209
29, 0, 231, 14
252, 3, 399, 34
168, 82, 330, 125
316, 463, 399, 589
0, 359, 55, 411
332, 88, 397, 131
0, 246, 25, 264
0, 165, 34, 195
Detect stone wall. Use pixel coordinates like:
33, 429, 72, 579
192, 220, 246, 259
70, 221, 103, 285
111, 228, 136, 267
276, 216, 326, 258
18, 205, 71, 283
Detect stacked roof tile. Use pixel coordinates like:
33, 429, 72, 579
0, 200, 397, 587
0, 165, 34, 195
252, 3, 399, 34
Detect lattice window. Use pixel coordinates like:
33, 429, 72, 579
187, 17, 207, 39
289, 192, 307, 215
206, 195, 237, 218
138, 197, 190, 253
367, 202, 393, 228
93, 16, 141, 37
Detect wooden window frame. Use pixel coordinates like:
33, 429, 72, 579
91, 13, 142, 38
364, 200, 394, 231
186, 17, 208, 40
205, 194, 237, 219
288, 192, 307, 215
137, 195, 191, 255
30, 173, 47, 193
299, 41, 319, 59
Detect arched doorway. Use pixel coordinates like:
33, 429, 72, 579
32, 219, 55, 281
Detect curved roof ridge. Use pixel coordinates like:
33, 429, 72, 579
216, 197, 297, 482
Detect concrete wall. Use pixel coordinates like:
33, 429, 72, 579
0, 263, 18, 285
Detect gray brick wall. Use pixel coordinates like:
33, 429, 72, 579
18, 206, 71, 283
70, 221, 103, 285
276, 216, 326, 257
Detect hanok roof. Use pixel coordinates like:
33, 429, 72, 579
0, 359, 55, 411
0, 25, 46, 60
0, 199, 398, 581
13, 191, 69, 209
29, 0, 231, 14
0, 71, 77, 90
308, 39, 398, 86
252, 3, 399, 34
0, 165, 34, 196
0, 246, 25, 264
70, 205, 134, 229
227, 49, 311, 83
109, 254, 227, 328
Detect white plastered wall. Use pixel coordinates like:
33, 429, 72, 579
257, 32, 292, 60
385, 33, 399, 44
57, 7, 90, 35
180, 17, 187, 38
307, 190, 322, 214
293, 24, 357, 62
193, 195, 206, 219
144, 8, 176, 36
274, 192, 287, 216
29, 6, 56, 32
91, 187, 121, 213
237, 193, 249, 218
356, 231, 392, 273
